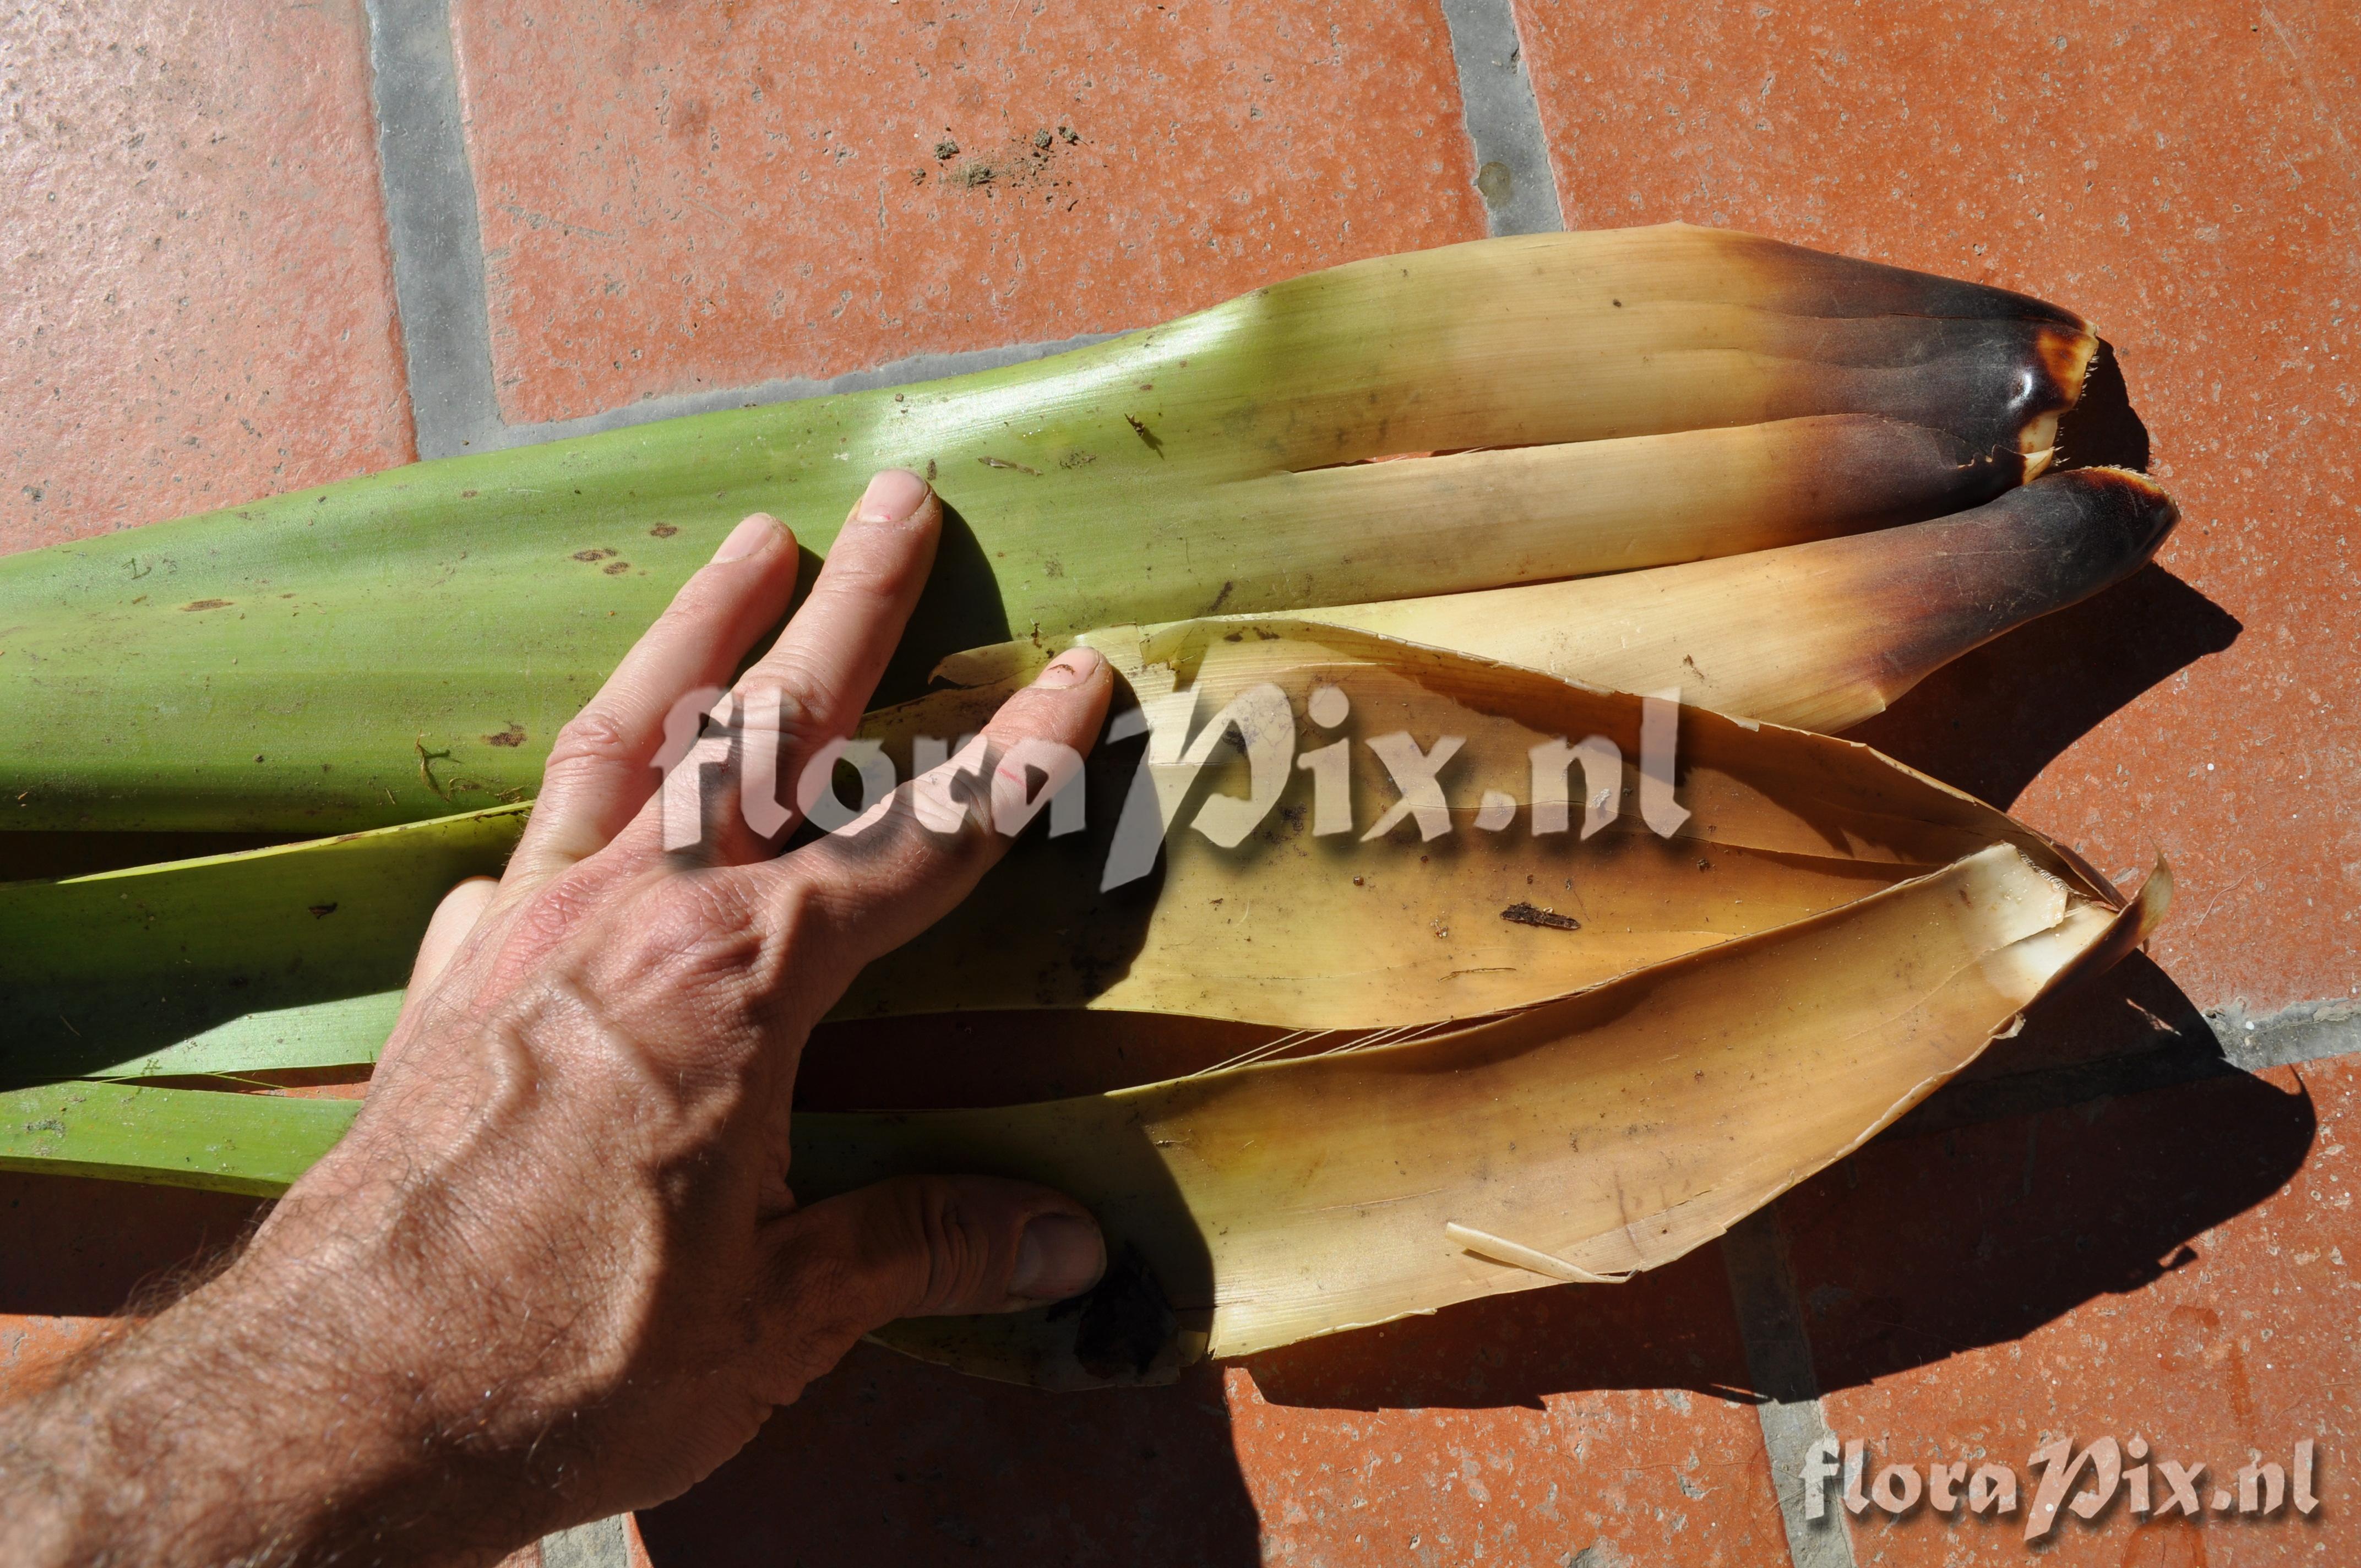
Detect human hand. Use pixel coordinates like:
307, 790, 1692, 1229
0, 470, 1114, 1566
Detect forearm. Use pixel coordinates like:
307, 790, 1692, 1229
0, 1255, 553, 1568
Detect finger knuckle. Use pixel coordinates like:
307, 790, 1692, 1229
896, 1179, 1001, 1316
546, 704, 637, 774
817, 538, 926, 607
736, 667, 829, 756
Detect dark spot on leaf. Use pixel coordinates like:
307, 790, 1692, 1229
308, 903, 338, 918
181, 599, 232, 611
573, 548, 616, 562
603, 560, 632, 575
1051, 1245, 1175, 1380
484, 723, 526, 748
978, 455, 1040, 475
649, 524, 678, 538
1500, 902, 1581, 932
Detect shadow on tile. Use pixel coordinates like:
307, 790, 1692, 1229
0, 1172, 263, 1320
1237, 1243, 1761, 1413
637, 1352, 1262, 1567
1781, 962, 2315, 1392
1848, 562, 2240, 809
1900, 950, 2243, 1133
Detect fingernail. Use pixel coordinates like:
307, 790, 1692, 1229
1036, 646, 1105, 689
1009, 1212, 1106, 1304
712, 513, 781, 563
852, 468, 930, 525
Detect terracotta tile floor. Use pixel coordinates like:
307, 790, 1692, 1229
452, 0, 1488, 424
0, 0, 412, 553
3, 1, 2357, 1563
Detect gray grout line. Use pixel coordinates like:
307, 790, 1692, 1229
538, 1515, 633, 1568
365, 0, 506, 460
1437, 0, 1565, 235
1898, 992, 2361, 1139
1722, 1212, 1857, 1568
365, 0, 1578, 460
362, 0, 1116, 460
480, 332, 1120, 451
2212, 995, 2361, 1074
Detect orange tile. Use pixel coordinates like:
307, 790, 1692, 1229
1511, 0, 2361, 1014
1226, 1249, 1789, 1566
1777, 1055, 2360, 1564
0, 1315, 112, 1400
450, 0, 1489, 424
0, 0, 414, 554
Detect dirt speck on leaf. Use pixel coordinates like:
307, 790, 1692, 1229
181, 599, 232, 612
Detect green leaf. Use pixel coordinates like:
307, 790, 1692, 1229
0, 1081, 358, 1197
0, 808, 522, 1087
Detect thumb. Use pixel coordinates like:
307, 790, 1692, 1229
759, 1176, 1105, 1381
402, 875, 500, 1004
